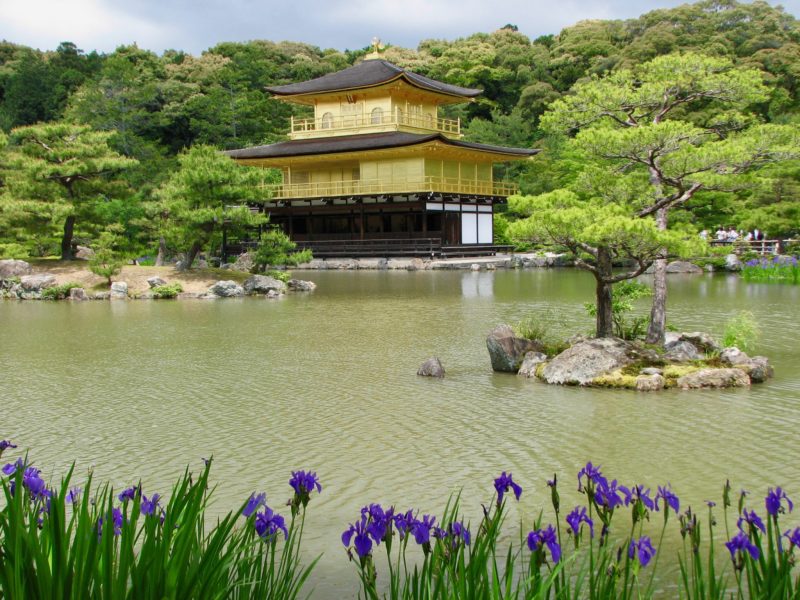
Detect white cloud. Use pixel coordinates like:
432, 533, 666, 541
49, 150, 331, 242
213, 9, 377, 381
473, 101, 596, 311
0, 0, 174, 52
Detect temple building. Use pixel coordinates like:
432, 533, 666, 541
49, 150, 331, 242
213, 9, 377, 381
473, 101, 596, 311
225, 46, 538, 257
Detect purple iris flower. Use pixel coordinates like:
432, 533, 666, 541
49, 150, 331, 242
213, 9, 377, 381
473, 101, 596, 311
726, 531, 760, 561
140, 493, 161, 516
412, 514, 437, 545
0, 440, 17, 455
783, 527, 800, 548
289, 471, 322, 495
655, 485, 680, 513
566, 506, 594, 537
2, 458, 24, 476
394, 509, 416, 539
578, 462, 603, 492
118, 486, 139, 503
243, 492, 266, 518
595, 478, 625, 510
623, 485, 656, 511
342, 515, 373, 558
254, 506, 288, 540
765, 487, 793, 517
527, 525, 561, 563
628, 536, 656, 567
737, 509, 766, 534
448, 520, 471, 546
494, 472, 522, 505
66, 487, 82, 505
98, 507, 124, 537
22, 467, 47, 498
361, 504, 394, 545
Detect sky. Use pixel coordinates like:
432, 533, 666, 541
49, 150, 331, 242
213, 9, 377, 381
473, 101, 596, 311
0, 0, 798, 55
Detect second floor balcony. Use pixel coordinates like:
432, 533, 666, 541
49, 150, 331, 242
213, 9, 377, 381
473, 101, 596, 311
252, 176, 518, 201
289, 109, 461, 139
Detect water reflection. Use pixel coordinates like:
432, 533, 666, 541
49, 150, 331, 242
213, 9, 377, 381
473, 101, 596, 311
1, 270, 798, 597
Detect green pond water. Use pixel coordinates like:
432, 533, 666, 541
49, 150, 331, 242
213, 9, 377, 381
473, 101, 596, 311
1, 269, 799, 596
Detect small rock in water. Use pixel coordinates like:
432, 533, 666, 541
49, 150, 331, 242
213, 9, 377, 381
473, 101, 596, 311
287, 279, 316, 292
417, 357, 445, 378
110, 281, 128, 299
518, 352, 548, 378
68, 287, 88, 301
677, 368, 750, 389
635, 374, 665, 392
664, 340, 700, 362
470, 263, 481, 271
243, 275, 286, 295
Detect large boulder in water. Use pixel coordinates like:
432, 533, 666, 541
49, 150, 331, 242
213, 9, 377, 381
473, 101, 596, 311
677, 368, 750, 389
486, 325, 544, 372
243, 274, 286, 295
0, 259, 32, 278
542, 337, 634, 385
208, 280, 245, 297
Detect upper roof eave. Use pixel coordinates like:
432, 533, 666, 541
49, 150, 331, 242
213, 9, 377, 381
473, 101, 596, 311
224, 131, 539, 162
265, 59, 482, 101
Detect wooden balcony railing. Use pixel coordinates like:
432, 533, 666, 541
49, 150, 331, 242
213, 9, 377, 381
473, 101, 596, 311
290, 110, 460, 137
253, 176, 518, 200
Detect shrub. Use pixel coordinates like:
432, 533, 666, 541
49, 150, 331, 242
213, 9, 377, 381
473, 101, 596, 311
513, 315, 570, 357
266, 270, 291, 283
252, 228, 312, 273
585, 280, 652, 340
152, 283, 183, 299
0, 243, 29, 259
41, 282, 82, 300
723, 311, 760, 352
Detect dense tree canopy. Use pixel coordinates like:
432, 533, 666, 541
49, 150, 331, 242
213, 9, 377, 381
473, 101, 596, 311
0, 0, 797, 266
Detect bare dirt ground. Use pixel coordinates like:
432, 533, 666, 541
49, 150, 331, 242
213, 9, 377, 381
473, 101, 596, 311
27, 260, 249, 295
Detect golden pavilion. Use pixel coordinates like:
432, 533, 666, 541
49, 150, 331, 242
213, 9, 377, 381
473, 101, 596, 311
225, 46, 538, 257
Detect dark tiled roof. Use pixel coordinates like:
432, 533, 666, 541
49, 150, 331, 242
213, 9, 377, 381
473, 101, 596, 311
225, 132, 539, 160
265, 59, 482, 98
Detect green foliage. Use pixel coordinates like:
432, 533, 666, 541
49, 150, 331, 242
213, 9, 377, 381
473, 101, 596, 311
252, 228, 312, 272
0, 456, 317, 599
158, 144, 269, 269
266, 270, 291, 283
41, 282, 82, 300
723, 311, 760, 352
151, 283, 183, 298
741, 255, 800, 284
585, 280, 652, 340
0, 243, 28, 259
513, 315, 569, 357
88, 227, 126, 285
0, 122, 137, 259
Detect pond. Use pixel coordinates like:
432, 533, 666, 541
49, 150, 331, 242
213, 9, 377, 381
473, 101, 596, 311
1, 269, 798, 596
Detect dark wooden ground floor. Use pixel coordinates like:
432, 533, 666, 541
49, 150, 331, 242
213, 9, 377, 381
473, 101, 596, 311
222, 194, 507, 259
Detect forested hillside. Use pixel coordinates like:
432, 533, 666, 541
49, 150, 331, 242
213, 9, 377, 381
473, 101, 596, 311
0, 0, 798, 259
